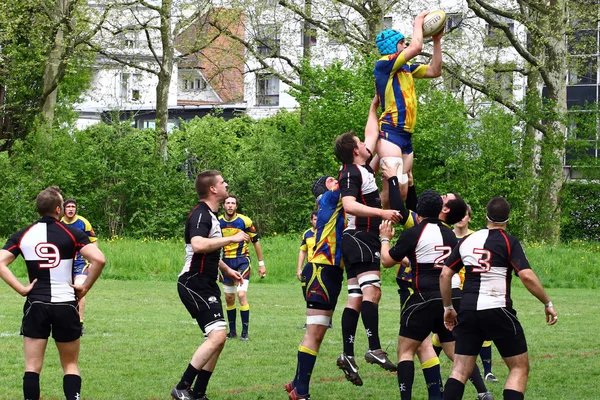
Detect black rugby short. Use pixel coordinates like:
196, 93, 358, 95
453, 308, 528, 358
400, 297, 454, 343
177, 273, 226, 333
21, 300, 81, 342
301, 263, 343, 311
342, 230, 380, 273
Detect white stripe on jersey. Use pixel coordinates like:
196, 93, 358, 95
180, 209, 222, 276
415, 224, 445, 264
20, 223, 75, 302
460, 230, 508, 310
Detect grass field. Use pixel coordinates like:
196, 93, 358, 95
0, 237, 598, 399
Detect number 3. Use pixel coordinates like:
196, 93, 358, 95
35, 243, 60, 268
471, 248, 491, 273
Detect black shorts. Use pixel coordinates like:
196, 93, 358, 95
177, 273, 226, 334
400, 296, 453, 343
342, 230, 380, 273
453, 308, 528, 358
301, 263, 343, 311
21, 300, 81, 342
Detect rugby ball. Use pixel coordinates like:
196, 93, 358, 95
422, 10, 446, 37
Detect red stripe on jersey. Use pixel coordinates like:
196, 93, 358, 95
499, 230, 512, 305
17, 224, 36, 251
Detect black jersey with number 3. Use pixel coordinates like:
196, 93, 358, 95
2, 216, 91, 303
389, 219, 457, 299
445, 228, 531, 311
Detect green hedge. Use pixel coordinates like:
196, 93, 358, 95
560, 182, 600, 241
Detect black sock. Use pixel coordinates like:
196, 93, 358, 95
503, 389, 525, 400
177, 364, 199, 390
23, 371, 40, 400
406, 185, 417, 211
443, 377, 465, 400
480, 345, 493, 375
341, 307, 360, 356
193, 369, 213, 397
468, 363, 488, 393
63, 374, 82, 400
398, 360, 415, 400
361, 301, 381, 350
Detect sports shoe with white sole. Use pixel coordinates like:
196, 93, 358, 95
478, 392, 495, 400
364, 349, 397, 372
484, 372, 499, 383
336, 353, 363, 386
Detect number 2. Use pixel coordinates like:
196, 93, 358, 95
434, 245, 452, 268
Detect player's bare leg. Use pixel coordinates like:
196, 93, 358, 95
23, 337, 48, 400
56, 340, 82, 400
503, 352, 529, 394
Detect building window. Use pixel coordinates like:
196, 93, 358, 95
256, 74, 279, 106
256, 24, 280, 56
484, 18, 514, 48
182, 75, 207, 91
484, 64, 514, 100
120, 73, 141, 101
446, 13, 462, 30
565, 111, 599, 167
568, 56, 598, 85
328, 19, 347, 44
383, 16, 393, 29
120, 73, 130, 100
301, 23, 317, 47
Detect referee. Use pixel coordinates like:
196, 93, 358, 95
0, 186, 106, 400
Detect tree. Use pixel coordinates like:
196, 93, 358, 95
89, 0, 224, 158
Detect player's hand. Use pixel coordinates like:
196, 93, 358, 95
379, 220, 395, 240
545, 305, 558, 326
416, 10, 429, 21
381, 209, 401, 223
231, 231, 250, 243
70, 282, 89, 299
443, 309, 457, 331
258, 265, 266, 278
21, 278, 37, 296
380, 159, 396, 180
432, 27, 445, 41
227, 269, 243, 286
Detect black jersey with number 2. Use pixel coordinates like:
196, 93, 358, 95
389, 219, 457, 299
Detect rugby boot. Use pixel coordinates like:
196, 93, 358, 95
336, 353, 363, 386
478, 392, 495, 400
226, 332, 237, 339
364, 349, 397, 372
288, 388, 311, 400
284, 381, 294, 393
240, 332, 249, 341
484, 372, 499, 383
170, 386, 195, 400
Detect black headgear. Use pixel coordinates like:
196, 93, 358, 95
416, 190, 443, 219
312, 176, 331, 198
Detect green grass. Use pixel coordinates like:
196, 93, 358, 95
0, 280, 598, 399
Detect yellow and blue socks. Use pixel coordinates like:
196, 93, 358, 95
421, 357, 443, 400
293, 346, 318, 396
480, 341, 493, 375
240, 304, 250, 336
226, 305, 237, 335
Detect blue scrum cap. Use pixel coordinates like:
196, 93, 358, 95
376, 29, 405, 55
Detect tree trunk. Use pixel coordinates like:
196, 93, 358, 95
156, 0, 175, 159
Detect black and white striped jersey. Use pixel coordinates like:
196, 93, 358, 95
389, 219, 457, 299
2, 216, 91, 303
180, 201, 222, 279
445, 228, 531, 310
338, 163, 382, 233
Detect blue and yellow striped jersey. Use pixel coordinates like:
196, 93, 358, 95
219, 214, 259, 258
374, 51, 428, 134
312, 186, 345, 267
60, 215, 97, 269
300, 228, 317, 262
